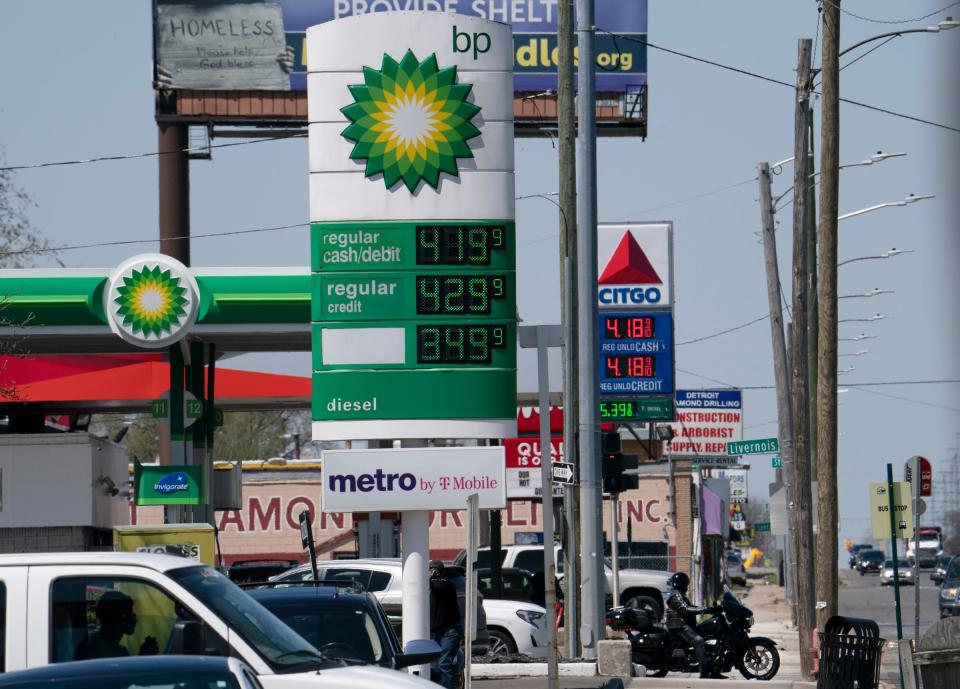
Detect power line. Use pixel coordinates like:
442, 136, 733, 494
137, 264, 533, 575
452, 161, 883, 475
676, 313, 769, 346
738, 378, 960, 390
0, 134, 306, 172
610, 176, 757, 220
0, 221, 308, 258
846, 384, 960, 413
599, 30, 960, 134
821, 0, 960, 25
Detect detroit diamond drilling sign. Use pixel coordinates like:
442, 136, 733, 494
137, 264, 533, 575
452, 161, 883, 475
308, 12, 517, 441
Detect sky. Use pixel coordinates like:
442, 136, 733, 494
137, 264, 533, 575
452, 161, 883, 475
1, 1, 958, 546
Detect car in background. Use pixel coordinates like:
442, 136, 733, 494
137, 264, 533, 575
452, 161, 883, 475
457, 544, 672, 619
856, 549, 886, 575
0, 656, 261, 689
880, 560, 915, 586
932, 555, 954, 583
726, 551, 747, 587
248, 586, 441, 670
227, 559, 300, 585
848, 544, 874, 569
939, 556, 960, 618
445, 565, 549, 658
267, 558, 491, 654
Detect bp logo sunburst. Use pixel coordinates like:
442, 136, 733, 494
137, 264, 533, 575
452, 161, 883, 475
115, 265, 188, 337
340, 50, 482, 193
105, 254, 199, 348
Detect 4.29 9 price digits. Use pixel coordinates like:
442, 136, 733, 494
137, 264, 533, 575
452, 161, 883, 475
417, 325, 506, 365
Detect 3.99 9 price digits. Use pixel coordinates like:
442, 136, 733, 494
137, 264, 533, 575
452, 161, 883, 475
417, 325, 507, 364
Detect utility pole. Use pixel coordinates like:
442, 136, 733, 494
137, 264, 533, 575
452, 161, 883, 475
758, 162, 814, 678
557, 0, 580, 658
816, 0, 841, 629
576, 0, 604, 659
789, 40, 817, 680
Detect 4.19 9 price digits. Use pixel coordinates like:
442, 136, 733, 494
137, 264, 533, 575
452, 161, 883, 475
417, 325, 506, 365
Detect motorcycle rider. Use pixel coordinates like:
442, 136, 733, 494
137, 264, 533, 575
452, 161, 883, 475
665, 572, 721, 679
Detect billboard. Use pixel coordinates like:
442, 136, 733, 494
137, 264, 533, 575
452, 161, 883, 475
155, 1, 647, 93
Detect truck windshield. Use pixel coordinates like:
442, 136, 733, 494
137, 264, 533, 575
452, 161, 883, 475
168, 566, 327, 674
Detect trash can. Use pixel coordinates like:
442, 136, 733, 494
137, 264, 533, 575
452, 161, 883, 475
816, 616, 886, 689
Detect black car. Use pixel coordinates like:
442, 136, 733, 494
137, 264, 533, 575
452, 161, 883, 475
227, 559, 300, 585
0, 656, 261, 689
931, 554, 954, 583
848, 544, 874, 569
857, 549, 886, 575
939, 556, 960, 618
249, 585, 441, 670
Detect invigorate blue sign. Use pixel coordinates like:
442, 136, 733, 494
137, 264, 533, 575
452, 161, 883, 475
154, 471, 191, 494
597, 311, 674, 395
277, 0, 648, 91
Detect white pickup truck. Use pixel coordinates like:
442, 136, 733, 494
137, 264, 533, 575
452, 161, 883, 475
0, 552, 436, 687
456, 545, 673, 618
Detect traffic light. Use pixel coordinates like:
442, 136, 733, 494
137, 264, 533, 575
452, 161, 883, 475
601, 432, 638, 493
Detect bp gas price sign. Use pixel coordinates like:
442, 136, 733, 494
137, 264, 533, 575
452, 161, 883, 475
597, 312, 674, 395
308, 13, 516, 440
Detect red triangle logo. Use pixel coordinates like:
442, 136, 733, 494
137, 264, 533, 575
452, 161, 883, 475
599, 231, 663, 285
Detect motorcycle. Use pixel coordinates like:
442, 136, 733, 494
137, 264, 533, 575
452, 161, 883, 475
607, 587, 780, 680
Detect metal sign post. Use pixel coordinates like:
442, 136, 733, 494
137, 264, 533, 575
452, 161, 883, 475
610, 492, 620, 607
886, 463, 906, 689
519, 324, 563, 689
464, 493, 479, 689
299, 509, 319, 584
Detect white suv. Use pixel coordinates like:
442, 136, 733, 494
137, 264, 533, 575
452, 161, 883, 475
456, 545, 673, 618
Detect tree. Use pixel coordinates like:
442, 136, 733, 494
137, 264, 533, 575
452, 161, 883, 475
0, 146, 55, 399
0, 147, 53, 269
90, 410, 308, 462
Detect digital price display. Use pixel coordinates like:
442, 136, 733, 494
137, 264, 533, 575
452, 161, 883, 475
598, 311, 674, 394
599, 397, 675, 422
416, 275, 506, 315
312, 220, 517, 428
416, 225, 507, 265
603, 315, 655, 340
417, 324, 508, 364
605, 355, 656, 379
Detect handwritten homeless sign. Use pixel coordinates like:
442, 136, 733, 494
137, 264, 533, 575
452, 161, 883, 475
321, 447, 506, 512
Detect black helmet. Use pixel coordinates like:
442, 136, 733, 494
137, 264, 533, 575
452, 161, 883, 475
669, 572, 690, 593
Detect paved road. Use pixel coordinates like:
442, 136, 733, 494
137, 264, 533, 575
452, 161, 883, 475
839, 566, 941, 641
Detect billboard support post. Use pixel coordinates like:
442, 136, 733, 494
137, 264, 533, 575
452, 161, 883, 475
576, 0, 604, 659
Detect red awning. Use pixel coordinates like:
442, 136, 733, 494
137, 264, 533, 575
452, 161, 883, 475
2, 354, 310, 406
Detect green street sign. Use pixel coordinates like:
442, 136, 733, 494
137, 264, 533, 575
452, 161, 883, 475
754, 521, 771, 532
134, 461, 204, 506
599, 396, 674, 422
151, 399, 168, 419
727, 437, 779, 456
691, 463, 700, 472
772, 456, 783, 468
